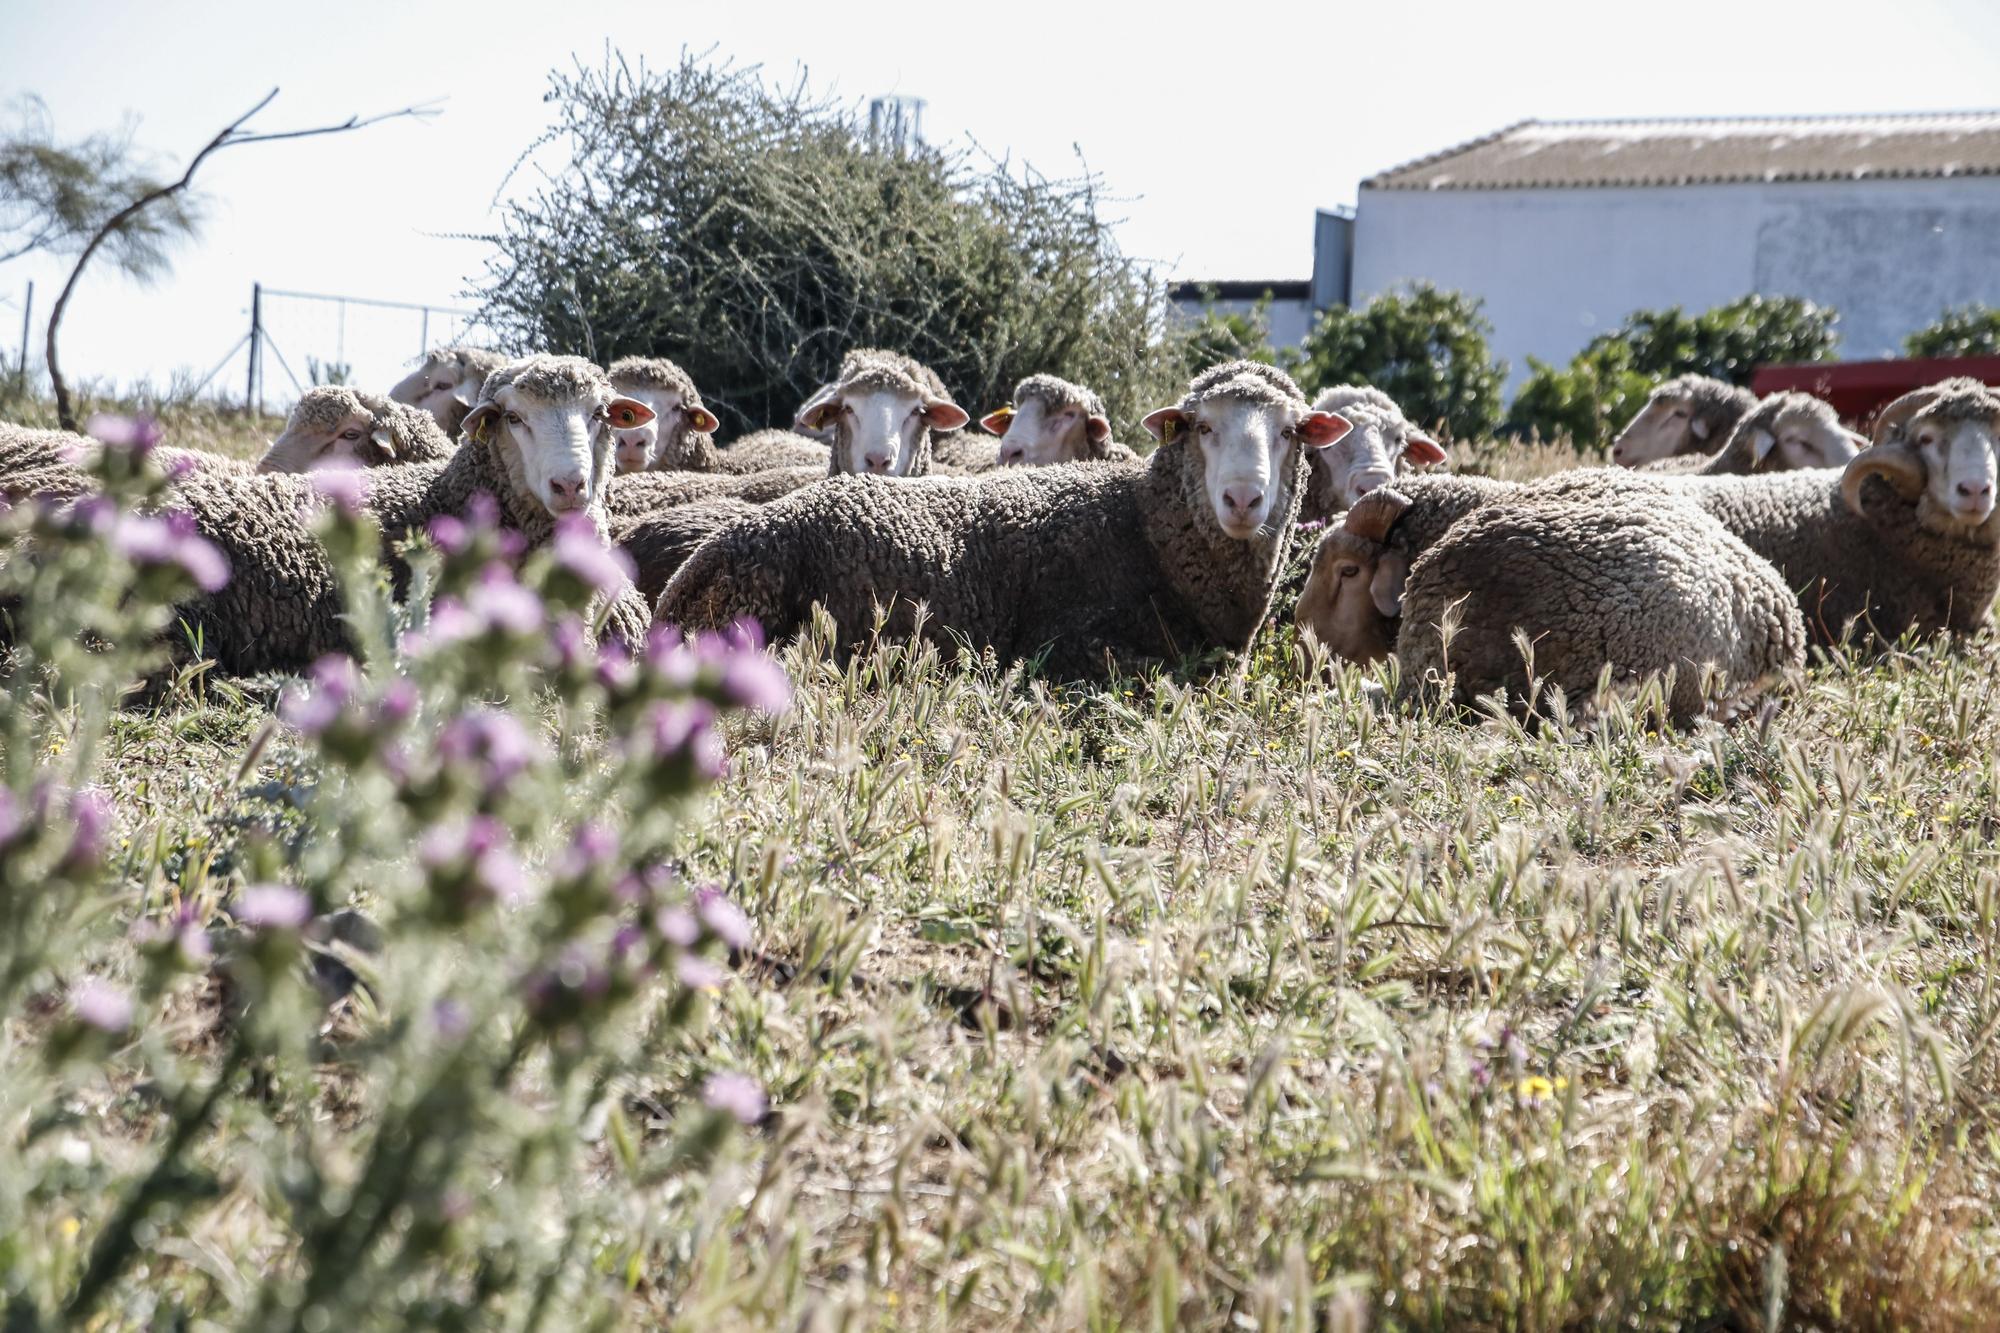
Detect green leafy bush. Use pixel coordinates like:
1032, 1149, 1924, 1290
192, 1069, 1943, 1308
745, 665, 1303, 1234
1287, 282, 1506, 440
1502, 340, 1655, 451
1904, 305, 2000, 359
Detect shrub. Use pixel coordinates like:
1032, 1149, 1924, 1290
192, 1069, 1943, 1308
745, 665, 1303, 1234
1503, 340, 1656, 451
1602, 294, 1839, 386
1287, 282, 1506, 440
471, 53, 1187, 438
1904, 304, 2000, 359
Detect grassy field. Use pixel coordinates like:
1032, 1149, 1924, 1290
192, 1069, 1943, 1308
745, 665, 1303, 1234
7, 406, 2000, 1330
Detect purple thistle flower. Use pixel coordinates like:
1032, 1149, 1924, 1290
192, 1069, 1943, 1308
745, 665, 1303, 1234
432, 997, 472, 1040
421, 815, 529, 906
654, 906, 699, 947
695, 889, 752, 952
279, 655, 359, 736
62, 789, 112, 870
86, 413, 163, 455
719, 653, 792, 717
376, 676, 418, 726
237, 883, 313, 930
723, 618, 766, 653
552, 512, 635, 595
427, 514, 470, 555
111, 513, 230, 592
676, 954, 726, 991
466, 566, 543, 636
701, 1071, 768, 1125
309, 464, 371, 515
72, 977, 133, 1033
437, 707, 540, 792
556, 821, 619, 880
647, 699, 718, 763
550, 615, 590, 672
465, 492, 501, 531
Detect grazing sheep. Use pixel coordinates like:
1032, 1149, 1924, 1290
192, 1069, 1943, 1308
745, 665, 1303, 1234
605, 356, 723, 474
794, 348, 971, 477
657, 361, 1353, 679
1611, 375, 1757, 468
388, 346, 509, 435
602, 466, 823, 526
10, 356, 656, 675
614, 497, 759, 605
1300, 488, 1804, 724
978, 373, 1140, 468
1694, 392, 1865, 476
256, 386, 458, 473
715, 428, 832, 474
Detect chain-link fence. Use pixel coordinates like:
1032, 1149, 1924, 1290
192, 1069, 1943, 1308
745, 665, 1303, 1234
247, 285, 493, 411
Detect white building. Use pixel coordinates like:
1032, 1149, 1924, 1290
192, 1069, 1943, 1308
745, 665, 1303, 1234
1351, 113, 2000, 388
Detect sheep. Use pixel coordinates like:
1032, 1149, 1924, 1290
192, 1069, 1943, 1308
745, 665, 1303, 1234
1299, 489, 1804, 725
604, 355, 723, 474
10, 356, 656, 675
1610, 374, 1757, 468
978, 373, 1141, 468
656, 360, 1354, 679
601, 465, 823, 526
387, 346, 509, 435
793, 348, 970, 477
1689, 391, 1865, 476
1300, 396, 1447, 521
715, 428, 832, 475
614, 497, 760, 605
1311, 384, 1405, 420
931, 431, 1003, 473
255, 386, 458, 473
0, 423, 248, 495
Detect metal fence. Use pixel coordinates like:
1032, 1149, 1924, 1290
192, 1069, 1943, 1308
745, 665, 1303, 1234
244, 284, 491, 412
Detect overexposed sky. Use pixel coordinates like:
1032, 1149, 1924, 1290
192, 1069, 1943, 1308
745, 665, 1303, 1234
5, 0, 2000, 400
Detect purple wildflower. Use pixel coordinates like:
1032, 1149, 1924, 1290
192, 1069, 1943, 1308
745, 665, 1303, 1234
420, 815, 529, 907
466, 566, 543, 636
62, 789, 112, 870
695, 889, 752, 952
719, 652, 792, 717
309, 464, 370, 515
552, 512, 635, 595
86, 413, 163, 455
376, 677, 418, 726
111, 512, 229, 592
556, 821, 619, 880
701, 1071, 768, 1125
72, 977, 133, 1033
675, 954, 726, 991
237, 883, 313, 930
437, 708, 539, 792
654, 906, 699, 947
432, 997, 472, 1040
427, 514, 470, 555
279, 655, 359, 736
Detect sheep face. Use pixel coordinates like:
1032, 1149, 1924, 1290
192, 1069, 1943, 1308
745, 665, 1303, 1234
1307, 407, 1446, 509
801, 385, 969, 476
608, 383, 720, 474
983, 397, 1111, 467
464, 381, 654, 518
390, 355, 482, 431
1747, 405, 1865, 473
1144, 397, 1351, 540
1611, 392, 1706, 467
1910, 409, 2000, 525
1295, 527, 1403, 665
258, 389, 394, 473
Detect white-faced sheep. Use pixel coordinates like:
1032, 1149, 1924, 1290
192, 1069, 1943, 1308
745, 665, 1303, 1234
1688, 392, 1864, 476
256, 386, 459, 473
11, 356, 656, 675
977, 373, 1140, 467
1298, 487, 1805, 724
715, 428, 833, 475
793, 348, 971, 477
1301, 386, 1447, 520
604, 356, 723, 474
388, 346, 509, 435
1611, 375, 1758, 468
656, 361, 1353, 679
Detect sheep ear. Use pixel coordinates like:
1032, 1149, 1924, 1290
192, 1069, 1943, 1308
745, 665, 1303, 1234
1749, 428, 1777, 463
1297, 411, 1352, 449
451, 383, 479, 410
1342, 488, 1412, 544
1842, 427, 1871, 452
922, 400, 970, 432
978, 406, 1015, 436
796, 385, 843, 433
1690, 416, 1712, 442
687, 405, 720, 434
1085, 415, 1112, 444
1402, 431, 1448, 467
1369, 552, 1408, 618
607, 397, 656, 430
370, 426, 398, 459
461, 403, 500, 445
1143, 407, 1189, 443
1841, 443, 1926, 516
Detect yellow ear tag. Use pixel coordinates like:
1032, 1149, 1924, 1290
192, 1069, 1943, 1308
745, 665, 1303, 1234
1161, 418, 1179, 443
993, 406, 1015, 422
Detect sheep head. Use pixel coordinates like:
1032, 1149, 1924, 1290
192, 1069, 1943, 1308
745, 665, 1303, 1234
1738, 393, 1865, 473
1611, 375, 1753, 467
1843, 385, 2000, 529
258, 387, 400, 473
983, 375, 1112, 467
606, 356, 719, 474
460, 355, 653, 518
1143, 362, 1351, 540
1294, 488, 1413, 665
799, 353, 968, 476
1300, 403, 1446, 520
390, 347, 505, 432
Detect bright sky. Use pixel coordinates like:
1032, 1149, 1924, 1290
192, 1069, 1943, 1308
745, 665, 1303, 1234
5, 0, 2000, 403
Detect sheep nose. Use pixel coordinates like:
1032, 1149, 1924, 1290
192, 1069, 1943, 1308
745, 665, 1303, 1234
1223, 485, 1263, 515
863, 454, 893, 474
1352, 477, 1380, 497
547, 475, 587, 509
1001, 448, 1025, 466
1958, 480, 1993, 501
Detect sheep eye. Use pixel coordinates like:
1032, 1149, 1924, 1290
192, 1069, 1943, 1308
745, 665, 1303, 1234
503, 411, 523, 427
339, 429, 362, 441
1338, 564, 1360, 578
1197, 423, 1212, 436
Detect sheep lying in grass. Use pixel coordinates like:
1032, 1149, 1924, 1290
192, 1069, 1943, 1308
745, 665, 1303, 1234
794, 349, 971, 477
388, 346, 509, 434
604, 356, 723, 474
256, 386, 458, 473
614, 497, 759, 605
601, 466, 823, 526
1612, 375, 1758, 468
1299, 487, 1804, 724
1686, 392, 1864, 477
978, 373, 1139, 467
11, 356, 655, 675
658, 360, 1353, 679
1301, 385, 1447, 519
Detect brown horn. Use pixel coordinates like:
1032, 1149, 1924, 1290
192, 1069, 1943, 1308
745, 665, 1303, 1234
1342, 487, 1412, 544
1842, 443, 1926, 517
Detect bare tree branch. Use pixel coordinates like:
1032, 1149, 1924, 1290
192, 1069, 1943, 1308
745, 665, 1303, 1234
47, 87, 440, 430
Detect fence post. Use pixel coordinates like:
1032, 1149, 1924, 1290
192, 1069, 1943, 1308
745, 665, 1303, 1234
16, 281, 30, 385
247, 282, 262, 415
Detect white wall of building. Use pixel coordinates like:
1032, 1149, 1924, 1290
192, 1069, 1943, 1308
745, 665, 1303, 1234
1169, 296, 1316, 350
1352, 177, 2000, 389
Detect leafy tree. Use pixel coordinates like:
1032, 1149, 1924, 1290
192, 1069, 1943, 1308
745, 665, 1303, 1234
0, 96, 202, 278
1287, 282, 1506, 440
1602, 294, 1838, 386
472, 53, 1187, 437
1502, 339, 1654, 450
1904, 305, 2000, 359
1170, 290, 1278, 379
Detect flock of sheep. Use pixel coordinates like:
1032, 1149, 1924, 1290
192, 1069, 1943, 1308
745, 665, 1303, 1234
3, 340, 1997, 726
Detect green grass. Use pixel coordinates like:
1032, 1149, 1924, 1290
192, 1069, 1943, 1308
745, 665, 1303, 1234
13, 415, 2000, 1330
